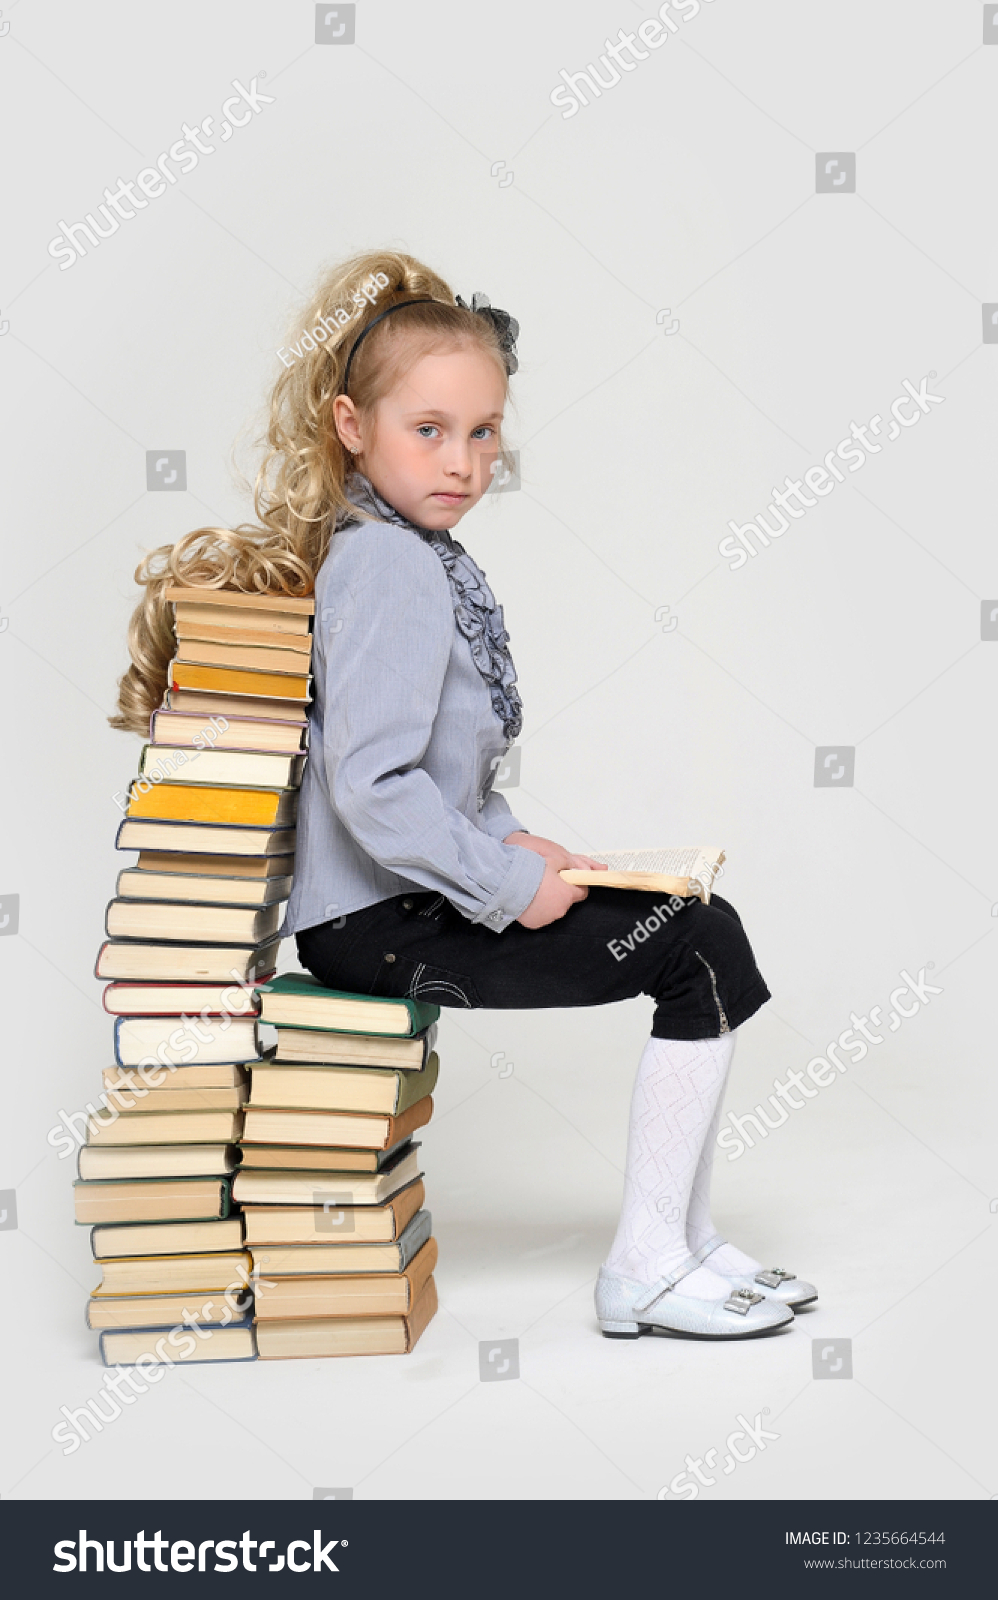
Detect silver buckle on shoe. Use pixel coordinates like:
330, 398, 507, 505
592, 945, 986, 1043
724, 1287, 763, 1315
755, 1268, 793, 1288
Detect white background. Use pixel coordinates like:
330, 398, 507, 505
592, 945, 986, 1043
1, 0, 995, 1500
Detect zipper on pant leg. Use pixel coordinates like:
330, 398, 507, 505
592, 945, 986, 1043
694, 949, 730, 1034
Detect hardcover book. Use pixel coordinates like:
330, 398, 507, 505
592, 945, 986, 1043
98, 1321, 257, 1366
247, 1053, 438, 1117
253, 1237, 437, 1320
249, 1207, 432, 1277
73, 1176, 234, 1227
258, 974, 439, 1038
254, 1276, 437, 1359
240, 1097, 432, 1153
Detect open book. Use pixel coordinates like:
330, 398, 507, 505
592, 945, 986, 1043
559, 846, 725, 903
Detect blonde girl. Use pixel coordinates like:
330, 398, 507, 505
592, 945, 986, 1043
113, 250, 816, 1340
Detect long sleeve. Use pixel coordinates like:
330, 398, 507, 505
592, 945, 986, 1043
317, 524, 544, 930
478, 789, 528, 842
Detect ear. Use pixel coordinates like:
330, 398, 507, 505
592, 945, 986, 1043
332, 394, 363, 453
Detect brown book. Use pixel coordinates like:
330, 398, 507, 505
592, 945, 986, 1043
249, 1208, 430, 1277
116, 868, 291, 907
150, 709, 306, 754
73, 1176, 233, 1227
86, 1288, 250, 1331
273, 1026, 434, 1071
242, 1179, 425, 1246
174, 614, 312, 648
171, 661, 310, 701
254, 1238, 436, 1320
166, 585, 314, 617
232, 1146, 422, 1207
91, 1217, 244, 1259
95, 939, 279, 984
135, 850, 295, 878
99, 1325, 257, 1364
85, 1110, 243, 1147
101, 1085, 247, 1115
106, 899, 282, 945
241, 1096, 432, 1152
92, 1250, 251, 1297
77, 1144, 239, 1181
176, 638, 313, 676
164, 688, 308, 723
126, 781, 298, 829
560, 846, 726, 902
255, 1274, 437, 1359
118, 819, 297, 856
236, 1143, 409, 1173
102, 1064, 249, 1092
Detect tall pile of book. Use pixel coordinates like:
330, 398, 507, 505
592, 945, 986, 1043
79, 586, 314, 1366
236, 976, 439, 1360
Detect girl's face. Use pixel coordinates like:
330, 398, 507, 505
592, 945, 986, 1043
334, 345, 507, 531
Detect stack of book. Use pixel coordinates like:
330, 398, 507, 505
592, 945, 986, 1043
80, 586, 315, 1366
234, 976, 440, 1360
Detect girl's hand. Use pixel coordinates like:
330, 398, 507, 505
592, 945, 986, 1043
515, 864, 589, 929
506, 832, 609, 874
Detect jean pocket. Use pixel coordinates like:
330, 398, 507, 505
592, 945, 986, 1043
371, 952, 481, 1010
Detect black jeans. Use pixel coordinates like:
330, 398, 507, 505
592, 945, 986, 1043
295, 887, 770, 1041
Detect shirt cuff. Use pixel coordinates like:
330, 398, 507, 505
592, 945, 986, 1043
470, 842, 546, 932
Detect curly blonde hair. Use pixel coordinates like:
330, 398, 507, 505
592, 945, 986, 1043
110, 249, 512, 734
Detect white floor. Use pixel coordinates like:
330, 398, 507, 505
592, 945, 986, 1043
5, 961, 994, 1503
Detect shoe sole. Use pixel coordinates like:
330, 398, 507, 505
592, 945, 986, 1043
599, 1318, 793, 1341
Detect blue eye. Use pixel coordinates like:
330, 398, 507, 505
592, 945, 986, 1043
471, 425, 494, 441
416, 424, 439, 438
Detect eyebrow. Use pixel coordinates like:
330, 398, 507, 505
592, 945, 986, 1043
400, 408, 504, 423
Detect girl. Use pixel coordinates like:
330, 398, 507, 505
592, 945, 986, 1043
113, 250, 816, 1340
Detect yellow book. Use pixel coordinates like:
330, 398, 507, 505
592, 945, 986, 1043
126, 782, 298, 828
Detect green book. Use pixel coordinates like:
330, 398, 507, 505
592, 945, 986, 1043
256, 973, 439, 1037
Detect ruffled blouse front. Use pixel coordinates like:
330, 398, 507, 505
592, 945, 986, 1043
338, 473, 524, 746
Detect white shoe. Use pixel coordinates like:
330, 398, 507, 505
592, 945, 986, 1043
693, 1233, 818, 1310
595, 1255, 794, 1340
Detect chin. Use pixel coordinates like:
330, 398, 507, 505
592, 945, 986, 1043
422, 503, 470, 530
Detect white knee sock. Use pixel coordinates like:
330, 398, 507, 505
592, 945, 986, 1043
605, 1033, 740, 1301
685, 1033, 762, 1277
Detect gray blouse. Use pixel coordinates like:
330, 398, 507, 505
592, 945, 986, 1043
279, 478, 545, 938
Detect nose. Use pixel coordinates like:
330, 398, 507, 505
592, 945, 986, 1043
441, 436, 473, 480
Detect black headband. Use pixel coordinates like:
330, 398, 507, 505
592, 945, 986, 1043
340, 298, 437, 395
340, 292, 520, 395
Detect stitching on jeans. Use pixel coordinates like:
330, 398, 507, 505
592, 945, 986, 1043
406, 959, 472, 1007
413, 978, 472, 1006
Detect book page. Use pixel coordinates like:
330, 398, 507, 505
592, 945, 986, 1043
590, 847, 721, 876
